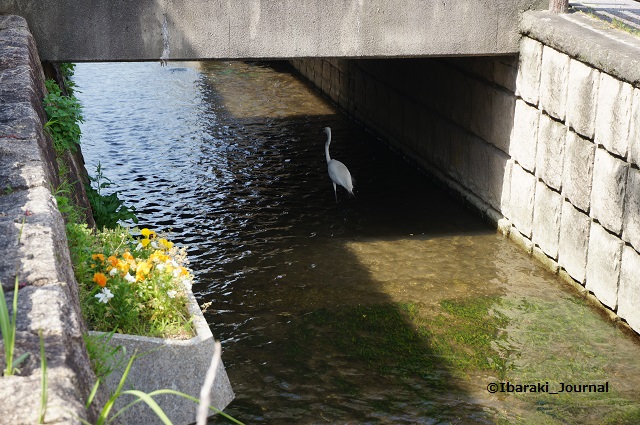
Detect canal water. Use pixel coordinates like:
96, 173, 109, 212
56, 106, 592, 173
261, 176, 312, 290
74, 61, 640, 424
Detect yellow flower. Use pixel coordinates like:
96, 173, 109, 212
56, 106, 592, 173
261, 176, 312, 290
116, 259, 130, 274
140, 228, 156, 239
93, 272, 108, 288
150, 250, 169, 263
159, 238, 173, 249
140, 238, 151, 247
136, 260, 152, 282
92, 253, 105, 262
123, 251, 134, 261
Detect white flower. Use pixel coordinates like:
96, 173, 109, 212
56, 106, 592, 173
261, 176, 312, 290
95, 287, 114, 304
151, 241, 160, 250
167, 290, 177, 299
124, 273, 136, 283
109, 268, 119, 276
156, 263, 166, 272
135, 243, 143, 251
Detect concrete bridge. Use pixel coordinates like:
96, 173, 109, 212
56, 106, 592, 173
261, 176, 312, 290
0, 0, 548, 62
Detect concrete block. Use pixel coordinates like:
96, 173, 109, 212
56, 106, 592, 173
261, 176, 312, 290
375, 82, 390, 136
532, 245, 559, 274
623, 168, 640, 252
591, 148, 628, 235
433, 119, 452, 171
490, 89, 516, 153
562, 131, 595, 213
509, 225, 534, 254
628, 87, 640, 169
532, 180, 562, 259
565, 59, 599, 140
487, 147, 510, 212
494, 55, 518, 92
618, 245, 640, 333
330, 62, 340, 103
516, 37, 543, 106
509, 99, 539, 173
467, 136, 490, 201
586, 221, 623, 309
558, 201, 591, 284
536, 113, 566, 191
449, 126, 469, 184
470, 79, 492, 142
353, 67, 366, 122
507, 163, 536, 238
595, 73, 633, 157
404, 99, 420, 152
418, 107, 434, 160
539, 46, 570, 121
95, 283, 234, 424
499, 159, 514, 218
450, 68, 472, 129
388, 89, 403, 143
321, 60, 331, 94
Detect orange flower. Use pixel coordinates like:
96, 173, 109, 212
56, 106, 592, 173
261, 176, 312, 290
108, 255, 118, 267
93, 272, 108, 288
123, 251, 134, 261
92, 253, 105, 262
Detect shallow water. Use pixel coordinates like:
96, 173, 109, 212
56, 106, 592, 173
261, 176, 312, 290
74, 60, 640, 424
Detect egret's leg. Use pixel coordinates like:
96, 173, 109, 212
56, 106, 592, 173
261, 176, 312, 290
333, 182, 338, 203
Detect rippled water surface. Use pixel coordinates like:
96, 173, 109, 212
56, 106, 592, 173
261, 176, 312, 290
75, 61, 640, 424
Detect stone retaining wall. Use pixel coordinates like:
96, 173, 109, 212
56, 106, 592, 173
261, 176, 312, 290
0, 15, 101, 424
290, 10, 640, 335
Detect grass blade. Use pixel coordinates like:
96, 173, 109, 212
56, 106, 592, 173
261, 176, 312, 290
39, 329, 48, 424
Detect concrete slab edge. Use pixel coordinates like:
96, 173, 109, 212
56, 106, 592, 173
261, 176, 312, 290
521, 10, 640, 86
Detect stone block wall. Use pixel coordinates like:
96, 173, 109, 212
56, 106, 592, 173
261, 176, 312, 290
290, 10, 640, 335
0, 15, 101, 424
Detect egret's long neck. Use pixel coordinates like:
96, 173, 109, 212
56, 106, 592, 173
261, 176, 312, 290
324, 130, 332, 164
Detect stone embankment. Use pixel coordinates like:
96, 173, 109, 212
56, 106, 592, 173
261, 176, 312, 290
291, 9, 640, 336
0, 15, 101, 424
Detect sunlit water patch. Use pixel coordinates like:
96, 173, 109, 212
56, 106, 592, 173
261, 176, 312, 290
74, 61, 640, 424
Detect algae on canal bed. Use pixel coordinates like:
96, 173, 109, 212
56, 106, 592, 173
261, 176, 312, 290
281, 293, 640, 424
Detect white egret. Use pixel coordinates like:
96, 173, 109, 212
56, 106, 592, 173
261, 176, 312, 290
324, 127, 354, 202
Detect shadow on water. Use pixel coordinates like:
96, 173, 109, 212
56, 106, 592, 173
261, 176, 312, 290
73, 60, 640, 425
183, 61, 503, 423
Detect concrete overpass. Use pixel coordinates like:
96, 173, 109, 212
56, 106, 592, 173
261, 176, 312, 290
0, 0, 548, 62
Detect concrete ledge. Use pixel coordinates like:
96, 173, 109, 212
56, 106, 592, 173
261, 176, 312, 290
521, 10, 640, 86
0, 15, 100, 424
1, 0, 548, 61
92, 283, 234, 425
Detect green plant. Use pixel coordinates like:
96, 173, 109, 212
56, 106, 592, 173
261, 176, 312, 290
38, 330, 47, 424
43, 79, 84, 154
86, 163, 138, 229
70, 224, 192, 339
54, 178, 84, 225
0, 274, 29, 376
0, 220, 30, 376
84, 331, 127, 380
60, 63, 77, 95
82, 352, 244, 425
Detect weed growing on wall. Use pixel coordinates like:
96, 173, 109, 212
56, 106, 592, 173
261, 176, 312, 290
85, 163, 138, 229
43, 79, 83, 154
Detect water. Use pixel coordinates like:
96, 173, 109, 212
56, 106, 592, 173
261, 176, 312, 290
74, 61, 640, 424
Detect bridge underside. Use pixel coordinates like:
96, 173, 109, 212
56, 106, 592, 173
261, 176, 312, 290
0, 0, 548, 62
